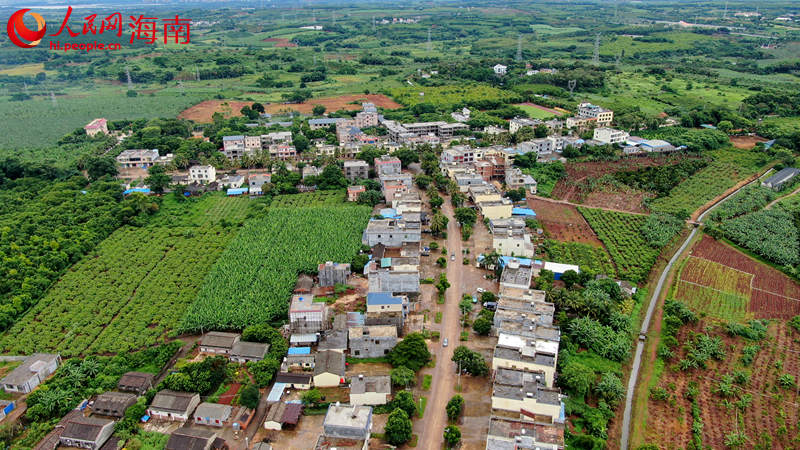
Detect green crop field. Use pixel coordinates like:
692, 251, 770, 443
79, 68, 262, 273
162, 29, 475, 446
270, 190, 346, 207
515, 103, 557, 119
0, 86, 206, 150
648, 148, 766, 217
578, 207, 660, 283
543, 240, 616, 277
0, 194, 249, 356
180, 204, 371, 331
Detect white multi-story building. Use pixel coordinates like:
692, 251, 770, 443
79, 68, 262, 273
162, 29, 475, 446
592, 127, 630, 145
189, 165, 216, 183
578, 102, 613, 126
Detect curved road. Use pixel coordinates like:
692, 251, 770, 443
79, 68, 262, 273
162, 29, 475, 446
619, 170, 771, 449
416, 198, 464, 449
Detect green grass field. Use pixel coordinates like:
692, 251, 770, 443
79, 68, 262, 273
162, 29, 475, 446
515, 103, 557, 119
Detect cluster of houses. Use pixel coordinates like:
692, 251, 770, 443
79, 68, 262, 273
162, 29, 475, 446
485, 262, 567, 449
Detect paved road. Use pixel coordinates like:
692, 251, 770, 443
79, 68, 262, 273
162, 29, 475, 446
417, 199, 464, 449
619, 170, 771, 449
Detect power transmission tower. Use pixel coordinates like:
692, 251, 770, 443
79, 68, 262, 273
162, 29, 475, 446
427, 27, 432, 52
178, 80, 185, 93
723, 1, 728, 19
372, 15, 375, 32
614, 0, 618, 21
615, 53, 621, 68
125, 67, 133, 90
516, 34, 523, 61
50, 91, 57, 106
592, 34, 600, 65
23, 82, 28, 94
332, 11, 336, 26
568, 79, 577, 95
195, 66, 200, 81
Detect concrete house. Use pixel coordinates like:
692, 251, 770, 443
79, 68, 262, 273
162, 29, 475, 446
290, 294, 327, 333
487, 417, 565, 450
249, 173, 272, 195
491, 368, 563, 424
362, 218, 421, 248
343, 160, 370, 180
499, 259, 533, 290
493, 227, 535, 258
348, 326, 398, 358
147, 390, 201, 422
199, 332, 240, 355
283, 347, 315, 370
318, 262, 351, 287
59, 416, 115, 450
505, 167, 537, 194
92, 391, 137, 418
374, 155, 402, 176
578, 102, 613, 126
592, 127, 629, 145
189, 165, 216, 184
230, 341, 270, 363
318, 329, 348, 353
117, 371, 155, 395
476, 198, 514, 221
116, 149, 173, 169
194, 402, 232, 427
350, 375, 391, 406
347, 185, 365, 202
492, 342, 558, 388
166, 428, 221, 450
84, 118, 108, 136
1, 353, 60, 393
493, 64, 508, 75
313, 350, 346, 388
323, 404, 373, 440
365, 292, 408, 331
275, 372, 312, 390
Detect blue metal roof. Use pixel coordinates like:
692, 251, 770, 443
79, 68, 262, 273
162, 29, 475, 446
367, 292, 402, 305
227, 188, 249, 196
223, 135, 244, 141
512, 207, 536, 217
287, 347, 311, 355
267, 383, 287, 402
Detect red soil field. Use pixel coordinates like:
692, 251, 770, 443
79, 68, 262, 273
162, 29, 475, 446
527, 198, 603, 246
729, 135, 767, 149
551, 155, 698, 210
645, 321, 800, 449
263, 37, 297, 47
178, 94, 402, 123
217, 383, 241, 405
692, 236, 800, 318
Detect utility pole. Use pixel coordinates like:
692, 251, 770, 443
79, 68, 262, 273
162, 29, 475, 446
592, 33, 600, 66
125, 67, 133, 90
515, 34, 523, 62
427, 27, 432, 52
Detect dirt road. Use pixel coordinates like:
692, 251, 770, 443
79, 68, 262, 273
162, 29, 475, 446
416, 198, 464, 449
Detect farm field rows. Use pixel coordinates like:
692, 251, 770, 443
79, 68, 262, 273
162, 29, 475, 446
648, 149, 765, 217
527, 198, 604, 246
578, 207, 659, 283
690, 236, 800, 319
0, 194, 250, 356
270, 190, 345, 207
645, 320, 800, 449
180, 204, 371, 331
543, 240, 616, 277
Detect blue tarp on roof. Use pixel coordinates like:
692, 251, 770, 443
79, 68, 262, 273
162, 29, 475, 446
764, 139, 776, 149
287, 347, 311, 355
380, 257, 392, 268
123, 188, 150, 195
367, 292, 402, 305
512, 208, 536, 217
379, 208, 398, 219
227, 188, 248, 196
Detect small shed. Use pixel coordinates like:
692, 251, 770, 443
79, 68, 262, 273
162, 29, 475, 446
230, 341, 269, 363
511, 207, 536, 218
117, 371, 155, 395
263, 402, 303, 430
762, 167, 800, 191
543, 261, 580, 280
92, 391, 137, 418
226, 187, 249, 196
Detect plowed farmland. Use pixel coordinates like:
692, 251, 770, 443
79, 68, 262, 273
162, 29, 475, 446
527, 198, 603, 246
642, 235, 800, 448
